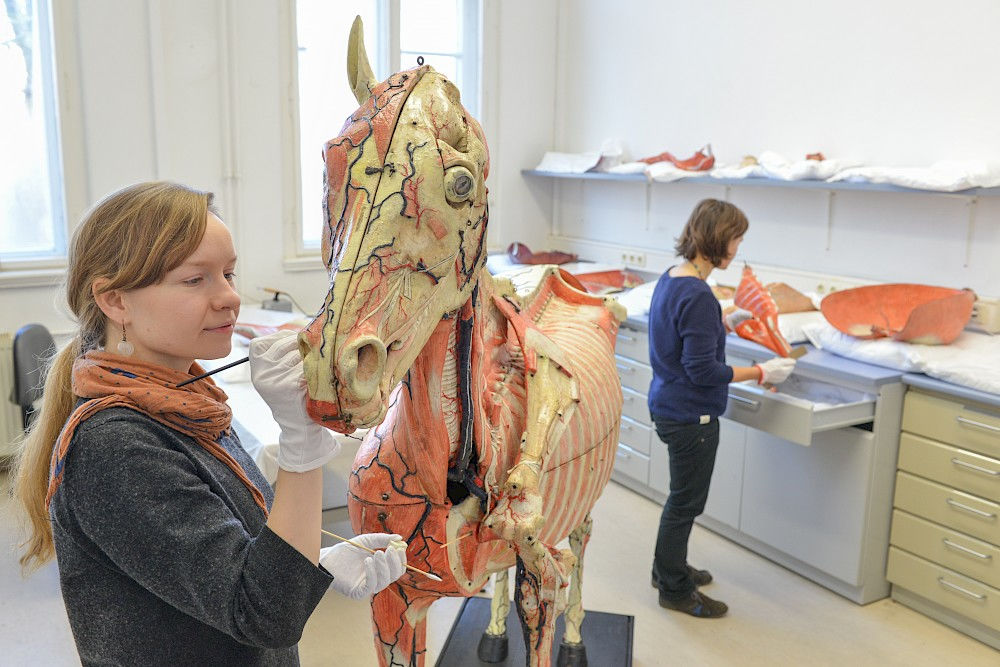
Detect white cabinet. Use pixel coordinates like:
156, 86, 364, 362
702, 416, 745, 530
739, 427, 875, 584
611, 323, 661, 494
610, 321, 905, 604
887, 388, 1000, 650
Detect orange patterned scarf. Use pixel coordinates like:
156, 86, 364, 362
46, 351, 269, 516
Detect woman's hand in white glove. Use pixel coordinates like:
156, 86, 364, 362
723, 307, 754, 332
249, 330, 340, 472
756, 357, 796, 385
321, 533, 408, 599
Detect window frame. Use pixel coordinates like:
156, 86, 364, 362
282, 0, 481, 271
0, 0, 88, 288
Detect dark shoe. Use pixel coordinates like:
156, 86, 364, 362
651, 564, 713, 589
658, 590, 728, 618
687, 564, 713, 586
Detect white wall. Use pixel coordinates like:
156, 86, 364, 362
517, 0, 999, 297
2, 0, 997, 336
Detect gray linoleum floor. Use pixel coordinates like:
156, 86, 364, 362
2, 470, 997, 666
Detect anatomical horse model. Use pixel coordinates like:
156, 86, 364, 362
296, 18, 626, 667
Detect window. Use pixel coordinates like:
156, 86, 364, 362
0, 0, 65, 265
294, 0, 480, 252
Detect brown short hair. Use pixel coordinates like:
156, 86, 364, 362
674, 199, 749, 266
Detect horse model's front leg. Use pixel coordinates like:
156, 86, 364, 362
477, 569, 511, 662
485, 329, 578, 544
513, 545, 575, 667
557, 515, 593, 666
368, 583, 436, 667
480, 547, 574, 667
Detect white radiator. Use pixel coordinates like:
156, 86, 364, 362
0, 332, 24, 457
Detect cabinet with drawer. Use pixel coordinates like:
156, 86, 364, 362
610, 323, 666, 496
887, 387, 1000, 650
611, 320, 905, 604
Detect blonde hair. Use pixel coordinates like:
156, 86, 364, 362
11, 181, 217, 573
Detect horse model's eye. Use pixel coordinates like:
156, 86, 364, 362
444, 166, 475, 203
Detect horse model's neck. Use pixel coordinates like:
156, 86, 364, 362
405, 314, 463, 457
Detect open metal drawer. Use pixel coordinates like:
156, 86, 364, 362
723, 375, 876, 446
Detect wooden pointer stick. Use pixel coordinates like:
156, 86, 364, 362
437, 530, 474, 549
321, 529, 442, 582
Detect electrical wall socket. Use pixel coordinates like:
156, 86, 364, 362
621, 251, 646, 267
968, 298, 1000, 334
261, 298, 293, 312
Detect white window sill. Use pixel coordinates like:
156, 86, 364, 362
0, 265, 66, 288
282, 255, 327, 273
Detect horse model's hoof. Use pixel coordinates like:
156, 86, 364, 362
477, 632, 508, 662
557, 640, 588, 666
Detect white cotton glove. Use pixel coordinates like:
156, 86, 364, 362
249, 330, 340, 472
320, 533, 408, 600
723, 308, 754, 332
756, 357, 796, 385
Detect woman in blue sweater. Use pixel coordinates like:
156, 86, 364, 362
648, 199, 795, 618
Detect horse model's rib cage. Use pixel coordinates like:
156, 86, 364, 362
478, 273, 622, 546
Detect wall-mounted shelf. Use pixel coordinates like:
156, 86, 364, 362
523, 168, 993, 268
521, 169, 1000, 197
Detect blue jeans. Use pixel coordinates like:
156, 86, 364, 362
650, 416, 720, 599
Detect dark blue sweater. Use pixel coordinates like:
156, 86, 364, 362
647, 272, 734, 423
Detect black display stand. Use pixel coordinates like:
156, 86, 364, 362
435, 596, 634, 666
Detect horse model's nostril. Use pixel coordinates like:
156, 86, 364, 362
356, 342, 381, 384
340, 335, 388, 404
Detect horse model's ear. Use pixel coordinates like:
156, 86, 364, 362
347, 15, 377, 105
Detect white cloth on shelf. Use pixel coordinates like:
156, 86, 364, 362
646, 161, 709, 182
534, 151, 602, 173
757, 151, 862, 181
592, 138, 626, 171
606, 161, 648, 174
536, 138, 627, 174
710, 163, 766, 179
827, 159, 1000, 192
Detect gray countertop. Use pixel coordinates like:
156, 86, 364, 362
901, 374, 1000, 410
623, 315, 999, 402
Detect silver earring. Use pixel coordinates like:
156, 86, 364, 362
117, 322, 134, 356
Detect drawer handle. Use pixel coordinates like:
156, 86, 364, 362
616, 334, 637, 343
616, 451, 631, 460
623, 395, 634, 403
620, 424, 633, 432
728, 394, 760, 410
951, 457, 1000, 477
616, 364, 635, 373
937, 577, 987, 602
956, 416, 1000, 436
946, 498, 997, 520
942, 538, 993, 561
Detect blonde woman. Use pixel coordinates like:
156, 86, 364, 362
12, 182, 406, 665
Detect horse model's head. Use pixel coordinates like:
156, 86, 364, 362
299, 18, 490, 433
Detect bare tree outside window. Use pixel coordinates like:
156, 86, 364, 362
0, 0, 62, 262
3, 0, 32, 110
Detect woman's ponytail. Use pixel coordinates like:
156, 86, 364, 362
11, 336, 81, 573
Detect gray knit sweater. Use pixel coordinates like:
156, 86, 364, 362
49, 405, 333, 666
